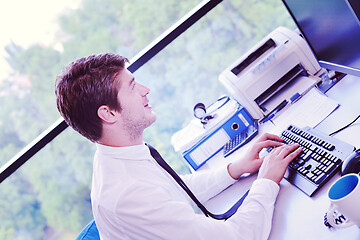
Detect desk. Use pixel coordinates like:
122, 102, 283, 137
202, 74, 360, 239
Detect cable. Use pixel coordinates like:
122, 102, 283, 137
329, 114, 360, 136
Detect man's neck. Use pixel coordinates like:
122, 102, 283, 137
98, 131, 143, 147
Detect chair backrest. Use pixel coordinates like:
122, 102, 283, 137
76, 220, 100, 240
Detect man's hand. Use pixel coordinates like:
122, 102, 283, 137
228, 133, 286, 180
258, 143, 302, 184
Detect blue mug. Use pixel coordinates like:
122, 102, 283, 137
327, 173, 360, 228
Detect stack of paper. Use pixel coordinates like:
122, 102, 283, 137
272, 87, 339, 132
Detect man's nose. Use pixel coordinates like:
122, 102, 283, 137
138, 83, 150, 96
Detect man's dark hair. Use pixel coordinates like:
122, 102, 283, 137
55, 53, 128, 142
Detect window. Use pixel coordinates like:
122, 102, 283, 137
0, 0, 294, 239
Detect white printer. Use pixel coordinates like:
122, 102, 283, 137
219, 27, 325, 120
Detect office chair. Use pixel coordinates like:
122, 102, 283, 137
76, 220, 100, 240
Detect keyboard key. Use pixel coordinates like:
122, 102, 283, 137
314, 173, 326, 184
324, 163, 336, 174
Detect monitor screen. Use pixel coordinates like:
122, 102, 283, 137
282, 0, 360, 77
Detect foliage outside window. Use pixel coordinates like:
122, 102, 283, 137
0, 0, 294, 239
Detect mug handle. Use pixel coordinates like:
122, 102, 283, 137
326, 204, 354, 228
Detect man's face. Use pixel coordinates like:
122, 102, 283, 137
115, 68, 157, 136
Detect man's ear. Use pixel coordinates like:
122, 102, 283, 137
97, 105, 117, 123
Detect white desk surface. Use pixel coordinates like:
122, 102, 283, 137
201, 74, 360, 239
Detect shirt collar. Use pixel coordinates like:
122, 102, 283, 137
96, 142, 151, 161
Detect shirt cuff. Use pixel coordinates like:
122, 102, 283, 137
249, 178, 280, 200
220, 164, 238, 186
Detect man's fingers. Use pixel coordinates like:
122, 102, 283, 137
284, 146, 303, 163
271, 143, 301, 159
256, 139, 284, 151
258, 133, 284, 143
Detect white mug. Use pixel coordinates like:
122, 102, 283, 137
326, 173, 360, 228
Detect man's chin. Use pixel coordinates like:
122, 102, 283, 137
150, 113, 157, 125
145, 112, 157, 128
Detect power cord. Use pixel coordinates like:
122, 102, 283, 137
329, 114, 360, 137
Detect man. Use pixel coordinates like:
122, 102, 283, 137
55, 53, 302, 239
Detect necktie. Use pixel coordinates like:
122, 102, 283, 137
146, 143, 249, 220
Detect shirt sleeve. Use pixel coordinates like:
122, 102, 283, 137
181, 164, 237, 203
225, 178, 280, 240
107, 177, 279, 240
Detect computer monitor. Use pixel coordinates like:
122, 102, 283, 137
282, 0, 360, 77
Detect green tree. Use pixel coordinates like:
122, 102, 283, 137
0, 0, 295, 239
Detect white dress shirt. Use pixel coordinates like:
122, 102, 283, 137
91, 143, 280, 240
